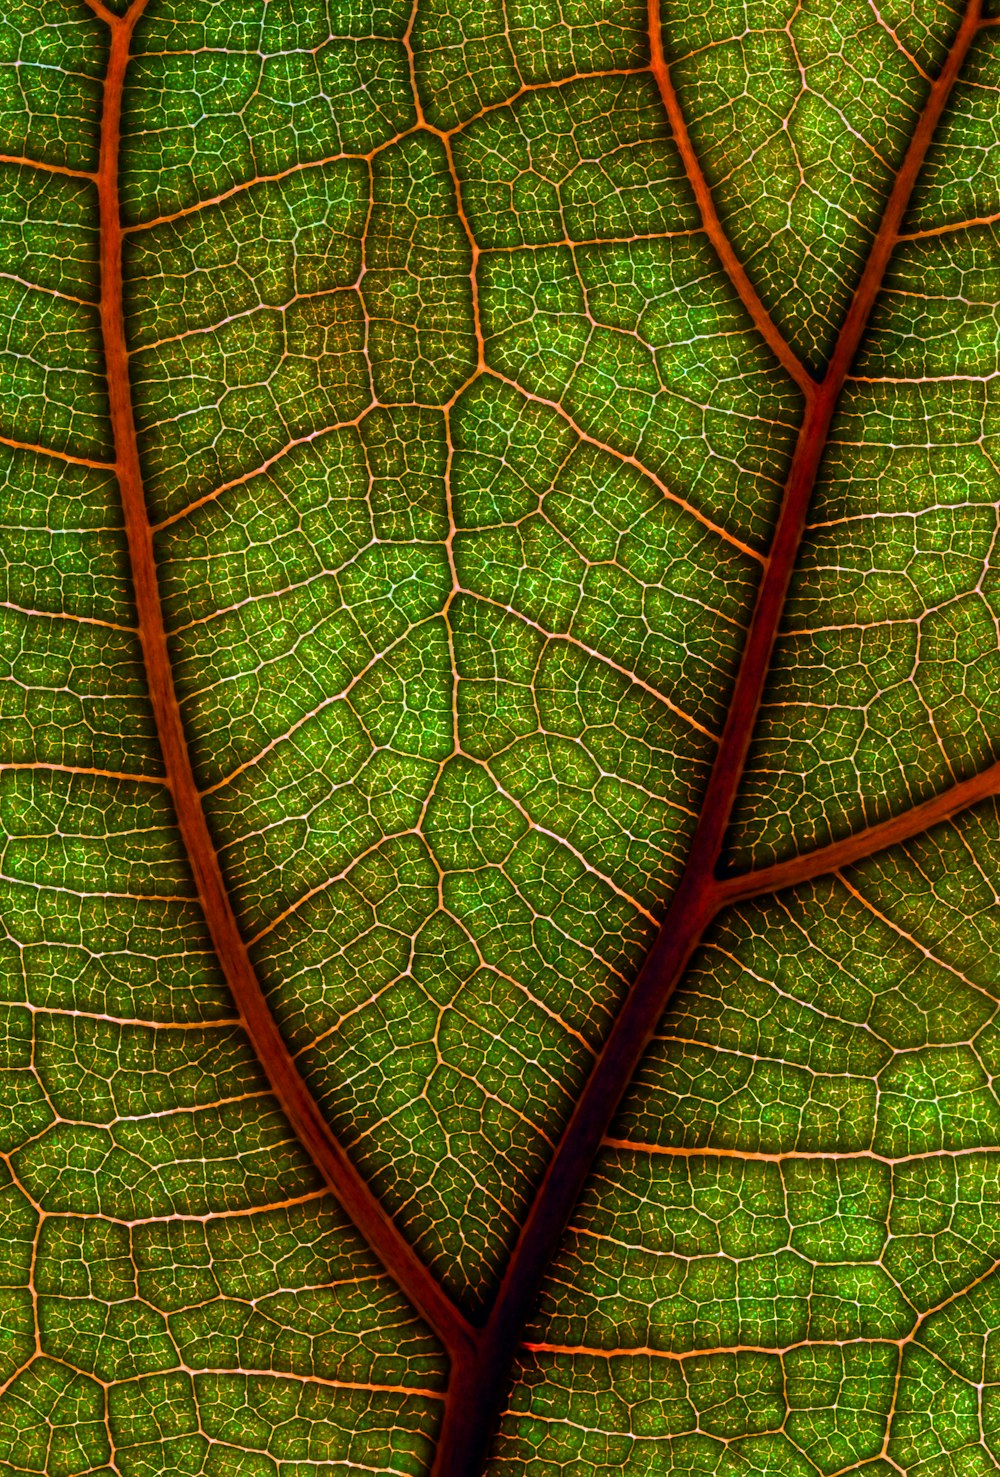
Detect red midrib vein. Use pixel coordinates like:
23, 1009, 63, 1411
92, 0, 473, 1364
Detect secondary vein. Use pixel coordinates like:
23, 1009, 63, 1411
93, 0, 472, 1365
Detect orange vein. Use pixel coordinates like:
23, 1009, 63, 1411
0, 153, 96, 180
0, 432, 114, 469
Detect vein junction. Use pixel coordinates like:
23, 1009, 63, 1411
0, 0, 997, 1473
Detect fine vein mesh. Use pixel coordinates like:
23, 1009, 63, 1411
0, 448, 445, 1470
664, 0, 961, 373
0, 5, 443, 1474
498, 804, 1000, 1472
0, 0, 997, 1470
123, 0, 797, 1309
729, 27, 1000, 869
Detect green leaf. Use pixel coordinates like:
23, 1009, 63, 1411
0, 0, 998, 1472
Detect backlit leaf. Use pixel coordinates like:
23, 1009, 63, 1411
0, 0, 998, 1472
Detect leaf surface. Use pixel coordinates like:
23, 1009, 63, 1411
0, 0, 999, 1472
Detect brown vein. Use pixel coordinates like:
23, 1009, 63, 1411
720, 758, 1000, 905
92, 0, 472, 1364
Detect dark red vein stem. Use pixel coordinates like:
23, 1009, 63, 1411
647, 0, 816, 395
429, 3, 983, 1471
95, 0, 472, 1364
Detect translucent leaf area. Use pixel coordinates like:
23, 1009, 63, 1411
0, 0, 999, 1471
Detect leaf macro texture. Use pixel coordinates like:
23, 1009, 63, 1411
1, 0, 1000, 1472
